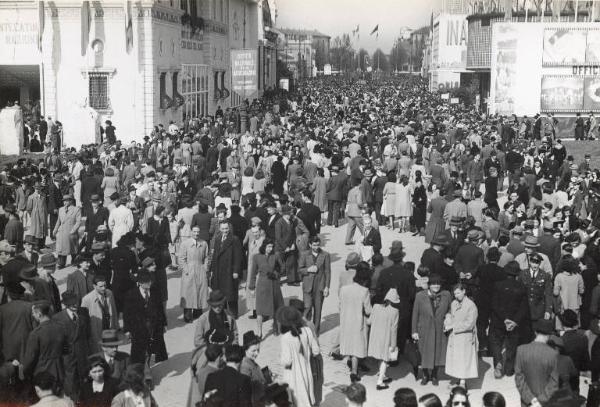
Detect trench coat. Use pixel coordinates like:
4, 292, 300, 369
339, 282, 372, 358
425, 197, 447, 244
178, 238, 209, 310
53, 205, 81, 256
368, 304, 399, 361
22, 319, 67, 382
209, 235, 242, 302
281, 326, 320, 407
445, 297, 479, 379
108, 205, 134, 248
411, 290, 452, 369
26, 192, 47, 240
250, 253, 285, 317
81, 289, 119, 354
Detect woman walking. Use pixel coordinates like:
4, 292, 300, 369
411, 274, 452, 385
395, 175, 413, 233
445, 283, 479, 389
368, 288, 400, 390
249, 238, 285, 337
382, 173, 397, 230
412, 172, 427, 236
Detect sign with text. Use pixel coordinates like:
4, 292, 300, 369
0, 8, 40, 64
231, 49, 258, 96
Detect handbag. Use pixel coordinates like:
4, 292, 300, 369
404, 339, 421, 368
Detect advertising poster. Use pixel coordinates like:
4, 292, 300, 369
491, 24, 519, 115
540, 76, 584, 111
436, 14, 468, 70
0, 8, 40, 64
584, 77, 600, 111
586, 30, 600, 64
231, 49, 258, 96
543, 29, 587, 66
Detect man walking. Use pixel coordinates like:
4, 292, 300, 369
298, 236, 331, 334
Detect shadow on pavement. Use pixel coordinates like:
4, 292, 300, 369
165, 305, 188, 329
319, 312, 339, 336
151, 351, 192, 386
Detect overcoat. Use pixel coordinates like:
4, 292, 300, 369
368, 304, 399, 361
445, 297, 479, 379
209, 235, 242, 302
178, 238, 209, 310
22, 319, 67, 382
26, 192, 47, 239
0, 299, 33, 361
425, 196, 447, 243
339, 282, 372, 358
411, 289, 452, 369
53, 205, 81, 256
250, 253, 285, 317
81, 289, 119, 354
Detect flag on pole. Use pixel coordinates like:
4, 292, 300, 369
38, 1, 44, 52
370, 24, 379, 35
125, 0, 133, 53
81, 0, 91, 56
352, 24, 359, 36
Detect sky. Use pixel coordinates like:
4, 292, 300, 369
274, 0, 437, 53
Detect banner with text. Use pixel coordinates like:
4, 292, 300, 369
231, 49, 258, 97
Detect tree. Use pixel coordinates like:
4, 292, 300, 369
372, 49, 389, 72
330, 34, 355, 73
357, 48, 369, 71
389, 39, 409, 71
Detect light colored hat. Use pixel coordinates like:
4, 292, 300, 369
384, 288, 400, 304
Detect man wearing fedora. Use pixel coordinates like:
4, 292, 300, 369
52, 291, 91, 400
85, 194, 109, 252
515, 235, 553, 275
455, 229, 485, 298
18, 234, 39, 267
274, 205, 299, 286
47, 172, 63, 240
445, 216, 465, 253
53, 194, 81, 269
443, 190, 468, 229
90, 329, 130, 382
90, 242, 112, 287
515, 319, 559, 407
25, 254, 61, 312
299, 236, 331, 334
326, 165, 347, 228
81, 275, 118, 354
66, 253, 94, 305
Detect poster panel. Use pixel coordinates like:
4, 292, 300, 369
584, 77, 600, 111
586, 30, 600, 64
231, 49, 258, 95
540, 76, 584, 112
542, 29, 587, 66
491, 24, 519, 115
0, 8, 40, 64
436, 14, 468, 70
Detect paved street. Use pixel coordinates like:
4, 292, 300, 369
49, 214, 592, 407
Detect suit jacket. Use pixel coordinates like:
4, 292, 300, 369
443, 199, 467, 227
52, 309, 91, 392
204, 365, 252, 407
22, 319, 67, 381
515, 341, 559, 406
47, 182, 63, 214
561, 329, 590, 372
210, 235, 243, 301
518, 268, 554, 321
420, 247, 444, 277
375, 264, 416, 312
274, 217, 295, 253
122, 287, 166, 342
298, 203, 321, 237
89, 351, 130, 381
362, 227, 382, 254
0, 298, 33, 361
326, 173, 347, 202
429, 164, 447, 188
491, 278, 529, 328
538, 233, 561, 270
265, 213, 280, 240
298, 249, 331, 293
455, 243, 485, 277
66, 269, 94, 305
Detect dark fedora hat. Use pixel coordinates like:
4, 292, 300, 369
431, 235, 449, 246
38, 253, 57, 268
61, 291, 79, 306
23, 235, 38, 246
99, 329, 129, 347
449, 216, 463, 226
90, 194, 101, 202
19, 264, 38, 280
207, 290, 226, 306
242, 330, 261, 349
388, 241, 405, 262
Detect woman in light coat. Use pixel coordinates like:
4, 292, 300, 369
445, 283, 479, 388
178, 225, 209, 323
108, 198, 134, 248
339, 263, 372, 382
278, 306, 320, 407
411, 273, 452, 385
26, 183, 47, 245
368, 288, 399, 390
53, 195, 81, 267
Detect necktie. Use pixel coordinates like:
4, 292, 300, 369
72, 313, 77, 322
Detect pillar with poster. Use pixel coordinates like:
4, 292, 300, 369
231, 49, 258, 102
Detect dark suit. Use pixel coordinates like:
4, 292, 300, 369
476, 263, 506, 350
204, 365, 252, 407
47, 182, 63, 235
326, 172, 347, 227
81, 174, 102, 217
265, 213, 280, 240
53, 309, 91, 399
0, 299, 33, 362
515, 341, 559, 406
561, 329, 590, 372
210, 235, 243, 317
375, 263, 416, 352
362, 227, 381, 255
538, 233, 561, 271
66, 269, 94, 305
298, 203, 321, 238
89, 351, 130, 381
518, 269, 553, 322
274, 217, 298, 283
490, 278, 529, 375
420, 247, 444, 277
85, 206, 109, 250
298, 249, 331, 334
22, 319, 68, 383
123, 287, 167, 364
455, 242, 485, 297
191, 211, 212, 242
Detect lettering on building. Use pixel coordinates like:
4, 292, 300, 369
572, 65, 600, 75
447, 19, 468, 46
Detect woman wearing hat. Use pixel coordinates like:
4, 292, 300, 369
368, 288, 400, 390
411, 274, 452, 385
101, 167, 119, 204
240, 330, 268, 405
277, 305, 320, 407
53, 194, 81, 268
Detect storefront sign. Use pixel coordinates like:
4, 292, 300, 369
231, 49, 258, 95
572, 65, 600, 75
0, 10, 40, 64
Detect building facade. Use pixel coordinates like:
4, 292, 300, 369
279, 28, 330, 79
0, 0, 272, 147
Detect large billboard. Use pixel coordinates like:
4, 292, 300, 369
231, 49, 258, 96
490, 23, 600, 115
435, 14, 468, 70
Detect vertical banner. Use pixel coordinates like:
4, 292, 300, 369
231, 49, 258, 99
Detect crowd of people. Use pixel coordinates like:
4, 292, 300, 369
0, 75, 599, 407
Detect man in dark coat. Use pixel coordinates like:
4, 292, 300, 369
298, 236, 331, 335
297, 190, 321, 238
361, 215, 381, 255
39, 117, 47, 144
455, 230, 485, 298
274, 206, 298, 285
538, 222, 561, 271
123, 271, 167, 366
264, 201, 280, 240
47, 174, 63, 238
85, 194, 109, 251
52, 292, 91, 400
204, 345, 252, 407
22, 301, 68, 384
89, 329, 130, 382
490, 261, 529, 379
270, 156, 286, 196
110, 233, 138, 314
228, 205, 249, 244
90, 242, 113, 288
476, 248, 506, 356
210, 221, 243, 317
515, 319, 559, 407
325, 166, 347, 227
420, 235, 447, 278
81, 168, 102, 218
375, 241, 415, 353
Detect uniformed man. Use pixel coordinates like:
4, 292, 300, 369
489, 261, 529, 379
518, 252, 553, 342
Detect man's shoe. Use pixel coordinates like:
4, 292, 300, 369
420, 376, 429, 385
350, 373, 361, 383
376, 384, 389, 390
330, 352, 344, 361
431, 376, 439, 386
248, 311, 257, 320
494, 363, 503, 379
345, 242, 355, 246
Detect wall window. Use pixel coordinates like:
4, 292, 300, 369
182, 64, 209, 119
88, 72, 110, 110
